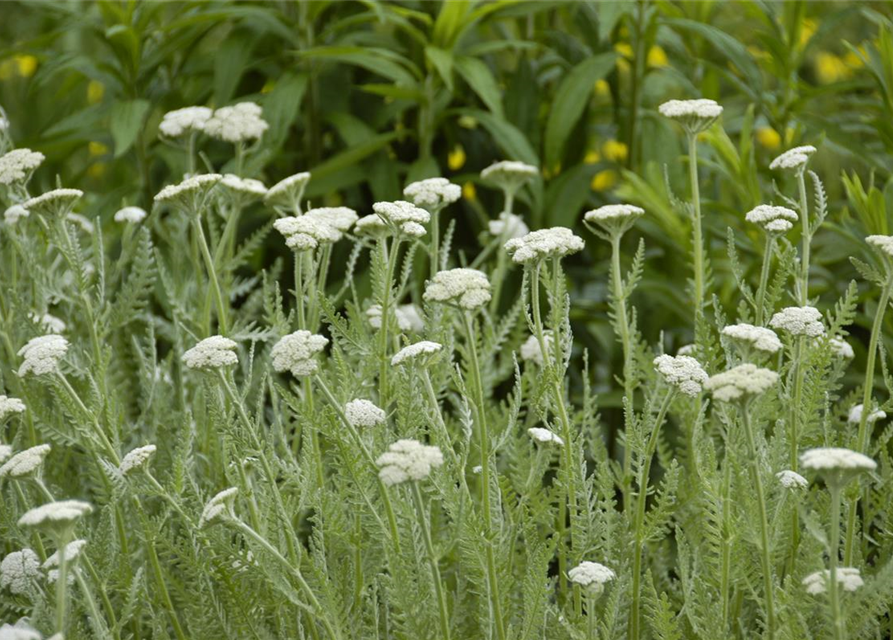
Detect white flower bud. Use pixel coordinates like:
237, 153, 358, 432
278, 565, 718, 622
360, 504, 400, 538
704, 364, 778, 403
776, 470, 808, 489
721, 323, 782, 354
158, 106, 212, 137
803, 567, 863, 595
0, 549, 40, 595
114, 206, 147, 224
403, 177, 461, 210
769, 306, 825, 337
528, 427, 564, 446
658, 99, 723, 134
0, 395, 26, 421
376, 439, 443, 485
480, 160, 538, 193
204, 102, 268, 143
0, 149, 45, 185
0, 445, 50, 479
391, 341, 443, 367
119, 445, 157, 476
653, 354, 708, 397
567, 561, 615, 596
344, 400, 386, 428
423, 268, 491, 310
769, 145, 817, 173
182, 336, 238, 370
200, 487, 238, 528
504, 227, 584, 264
270, 331, 328, 377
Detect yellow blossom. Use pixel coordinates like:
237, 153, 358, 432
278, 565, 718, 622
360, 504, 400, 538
448, 145, 466, 171
844, 48, 865, 70
462, 182, 476, 201
799, 18, 818, 48
755, 127, 781, 150
458, 115, 478, 129
584, 150, 601, 164
88, 141, 109, 156
88, 163, 107, 179
614, 42, 633, 59
15, 55, 38, 78
602, 139, 628, 163
261, 79, 275, 94
815, 52, 850, 84
594, 79, 610, 98
591, 170, 618, 192
87, 80, 105, 104
647, 45, 668, 68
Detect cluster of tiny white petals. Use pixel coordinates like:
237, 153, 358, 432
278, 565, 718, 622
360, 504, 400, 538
31, 313, 65, 334
745, 205, 798, 234
354, 213, 390, 237
219, 174, 267, 198
43, 540, 87, 569
265, 172, 311, 208
658, 99, 723, 133
0, 395, 26, 420
722, 323, 782, 354
528, 427, 564, 446
488, 212, 529, 239
306, 206, 358, 231
0, 622, 42, 640
866, 235, 893, 258
367, 304, 424, 332
119, 445, 157, 475
803, 568, 863, 595
376, 439, 444, 485
391, 341, 443, 367
0, 445, 11, 464
676, 344, 696, 356
17, 334, 69, 376
344, 399, 386, 428
584, 204, 644, 234
67, 213, 94, 234
271, 331, 328, 377
848, 404, 886, 425
567, 561, 616, 595
423, 268, 492, 309
373, 200, 431, 237
182, 336, 238, 370
653, 354, 708, 397
204, 102, 268, 143
154, 174, 221, 204
505, 227, 585, 264
704, 364, 779, 402
158, 106, 212, 137
770, 145, 817, 172
114, 206, 147, 224
829, 337, 855, 359
274, 215, 341, 250
770, 306, 825, 337
776, 470, 808, 489
4, 204, 29, 224
22, 189, 83, 216
18, 500, 93, 528
800, 447, 877, 472
0, 549, 40, 595
0, 444, 50, 478
480, 160, 539, 191
200, 487, 238, 527
403, 177, 461, 209
0, 149, 45, 185
520, 333, 553, 367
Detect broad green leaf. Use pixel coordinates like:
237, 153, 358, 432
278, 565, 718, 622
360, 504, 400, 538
455, 55, 503, 116
456, 108, 538, 166
543, 164, 594, 228
297, 46, 420, 85
425, 46, 454, 92
214, 32, 257, 105
110, 99, 150, 157
432, 0, 470, 49
263, 72, 308, 149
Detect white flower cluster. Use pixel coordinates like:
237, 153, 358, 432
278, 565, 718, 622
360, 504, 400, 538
658, 99, 723, 133
776, 469, 808, 489
803, 568, 863, 595
584, 204, 644, 236
480, 160, 538, 193
159, 106, 213, 137
423, 268, 491, 310
769, 306, 825, 337
704, 364, 778, 403
306, 206, 358, 232
219, 174, 267, 199
800, 447, 877, 473
653, 354, 708, 397
829, 337, 854, 359
154, 173, 221, 212
22, 188, 83, 217
274, 215, 341, 250
200, 487, 238, 527
0, 445, 10, 464
271, 331, 328, 377
0, 444, 50, 478
403, 177, 461, 210
722, 323, 782, 354
0, 549, 40, 595
770, 145, 817, 172
745, 204, 798, 234
520, 332, 553, 367
265, 172, 311, 210
44, 539, 87, 569
114, 206, 147, 224
182, 336, 238, 370
488, 212, 529, 239
31, 313, 65, 334
344, 399, 386, 428
354, 213, 390, 237
18, 500, 93, 529
0, 149, 45, 185
0, 622, 43, 640
567, 561, 616, 595
18, 334, 69, 376
528, 427, 564, 446
372, 200, 430, 237
4, 204, 29, 224
367, 304, 424, 332
391, 341, 443, 367
119, 445, 157, 475
866, 234, 893, 258
504, 227, 585, 264
204, 102, 268, 143
376, 439, 444, 486
0, 395, 25, 421
848, 404, 886, 426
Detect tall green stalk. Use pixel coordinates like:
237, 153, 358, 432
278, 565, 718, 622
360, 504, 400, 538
755, 234, 774, 325
611, 233, 636, 510
193, 216, 228, 335
688, 132, 706, 318
797, 171, 811, 305
410, 481, 451, 640
828, 483, 845, 640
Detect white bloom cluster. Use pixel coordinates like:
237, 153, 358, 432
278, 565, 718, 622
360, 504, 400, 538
0, 395, 26, 420
367, 304, 424, 332
770, 145, 817, 172
520, 332, 553, 367
0, 149, 45, 185
803, 568, 863, 595
0, 444, 50, 478
584, 204, 644, 236
423, 268, 491, 310
43, 539, 87, 569
480, 160, 539, 192
204, 102, 268, 143
676, 344, 696, 356
182, 336, 238, 370
158, 106, 212, 137
200, 487, 238, 527
154, 173, 222, 212
0, 623, 42, 640
274, 215, 341, 251
391, 341, 443, 367
4, 204, 29, 224
488, 212, 529, 239
22, 188, 83, 217
265, 172, 311, 210
745, 204, 798, 234
31, 313, 65, 334
848, 404, 886, 426
271, 331, 328, 377
18, 500, 93, 529
376, 439, 444, 486
403, 177, 461, 210
704, 364, 778, 403
776, 469, 808, 489
354, 213, 390, 238
114, 206, 147, 224
829, 337, 854, 359
528, 427, 564, 446
769, 306, 825, 337
119, 445, 157, 475
66, 212, 95, 234
219, 174, 267, 199
0, 549, 40, 595
344, 399, 386, 428
0, 445, 11, 464
306, 206, 358, 232
567, 561, 616, 595
721, 323, 782, 354
653, 354, 708, 397
18, 334, 69, 376
373, 200, 430, 237
505, 227, 585, 264
866, 234, 893, 258
658, 99, 723, 133
800, 447, 877, 473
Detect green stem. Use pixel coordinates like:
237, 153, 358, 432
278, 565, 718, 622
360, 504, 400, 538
488, 189, 515, 316
193, 216, 228, 335
612, 233, 636, 511
688, 132, 705, 318
720, 454, 733, 632
828, 483, 845, 640
430, 208, 441, 281
146, 532, 188, 640
755, 235, 774, 325
410, 482, 451, 640
797, 170, 810, 305
294, 250, 306, 330
378, 238, 402, 404
787, 336, 805, 575
55, 532, 69, 635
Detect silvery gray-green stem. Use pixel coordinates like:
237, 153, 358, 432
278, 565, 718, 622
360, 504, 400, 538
294, 250, 306, 329
410, 481, 451, 640
787, 336, 805, 575
688, 131, 705, 318
429, 207, 441, 281
54, 531, 70, 636
755, 234, 774, 325
193, 215, 228, 335
797, 170, 810, 305
720, 453, 733, 631
828, 482, 845, 640
611, 232, 636, 511
488, 189, 515, 315
378, 237, 402, 404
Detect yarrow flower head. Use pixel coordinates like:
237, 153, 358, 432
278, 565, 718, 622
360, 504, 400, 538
376, 439, 444, 486
271, 331, 328, 377
704, 364, 778, 403
480, 160, 539, 195
722, 323, 782, 355
567, 561, 616, 596
344, 399, 386, 428
182, 336, 238, 370
114, 206, 147, 224
0, 622, 42, 640
31, 313, 65, 334
0, 395, 25, 421
403, 177, 461, 211
391, 341, 443, 367
18, 334, 69, 376
154, 174, 221, 213
800, 447, 876, 487
745, 205, 798, 235
770, 145, 817, 173
200, 487, 238, 528
866, 235, 893, 260
658, 98, 723, 134
520, 332, 553, 367
528, 427, 564, 447
354, 213, 390, 238
0, 149, 44, 185
829, 337, 855, 359
4, 204, 29, 225
372, 200, 430, 238
423, 268, 491, 310
43, 539, 87, 569
769, 306, 825, 337
584, 204, 644, 237
803, 568, 863, 595
219, 174, 267, 203
653, 354, 708, 397
776, 469, 808, 489
274, 215, 341, 251
0, 549, 40, 595
505, 227, 585, 264
367, 304, 424, 333
119, 445, 157, 476
158, 106, 212, 138
848, 403, 886, 426
18, 500, 93, 533
306, 206, 358, 232
488, 212, 529, 239
265, 172, 311, 212
204, 102, 268, 143
0, 445, 11, 464
22, 188, 83, 218
0, 445, 50, 479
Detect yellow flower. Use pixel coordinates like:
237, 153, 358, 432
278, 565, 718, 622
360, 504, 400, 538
602, 140, 628, 163
458, 115, 478, 129
591, 170, 618, 192
88, 141, 109, 156
584, 150, 601, 164
261, 79, 275, 94
462, 182, 476, 201
448, 145, 466, 171
799, 18, 818, 48
815, 52, 850, 84
87, 163, 107, 179
87, 80, 105, 104
747, 46, 770, 61
844, 48, 865, 70
614, 42, 633, 59
755, 127, 781, 150
594, 79, 611, 98
15, 55, 38, 78
647, 45, 668, 68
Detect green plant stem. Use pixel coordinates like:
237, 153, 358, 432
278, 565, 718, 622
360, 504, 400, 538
629, 389, 675, 640
73, 567, 116, 640
828, 482, 845, 640
587, 593, 598, 640
720, 454, 733, 631
56, 371, 120, 465
410, 481, 451, 640
378, 237, 402, 404
54, 531, 71, 636
611, 232, 636, 510
688, 132, 705, 318
755, 235, 774, 325
797, 170, 810, 305
294, 250, 306, 329
430, 208, 441, 281
312, 244, 332, 330
192, 216, 228, 335
146, 530, 188, 640
787, 336, 805, 575
488, 189, 515, 316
